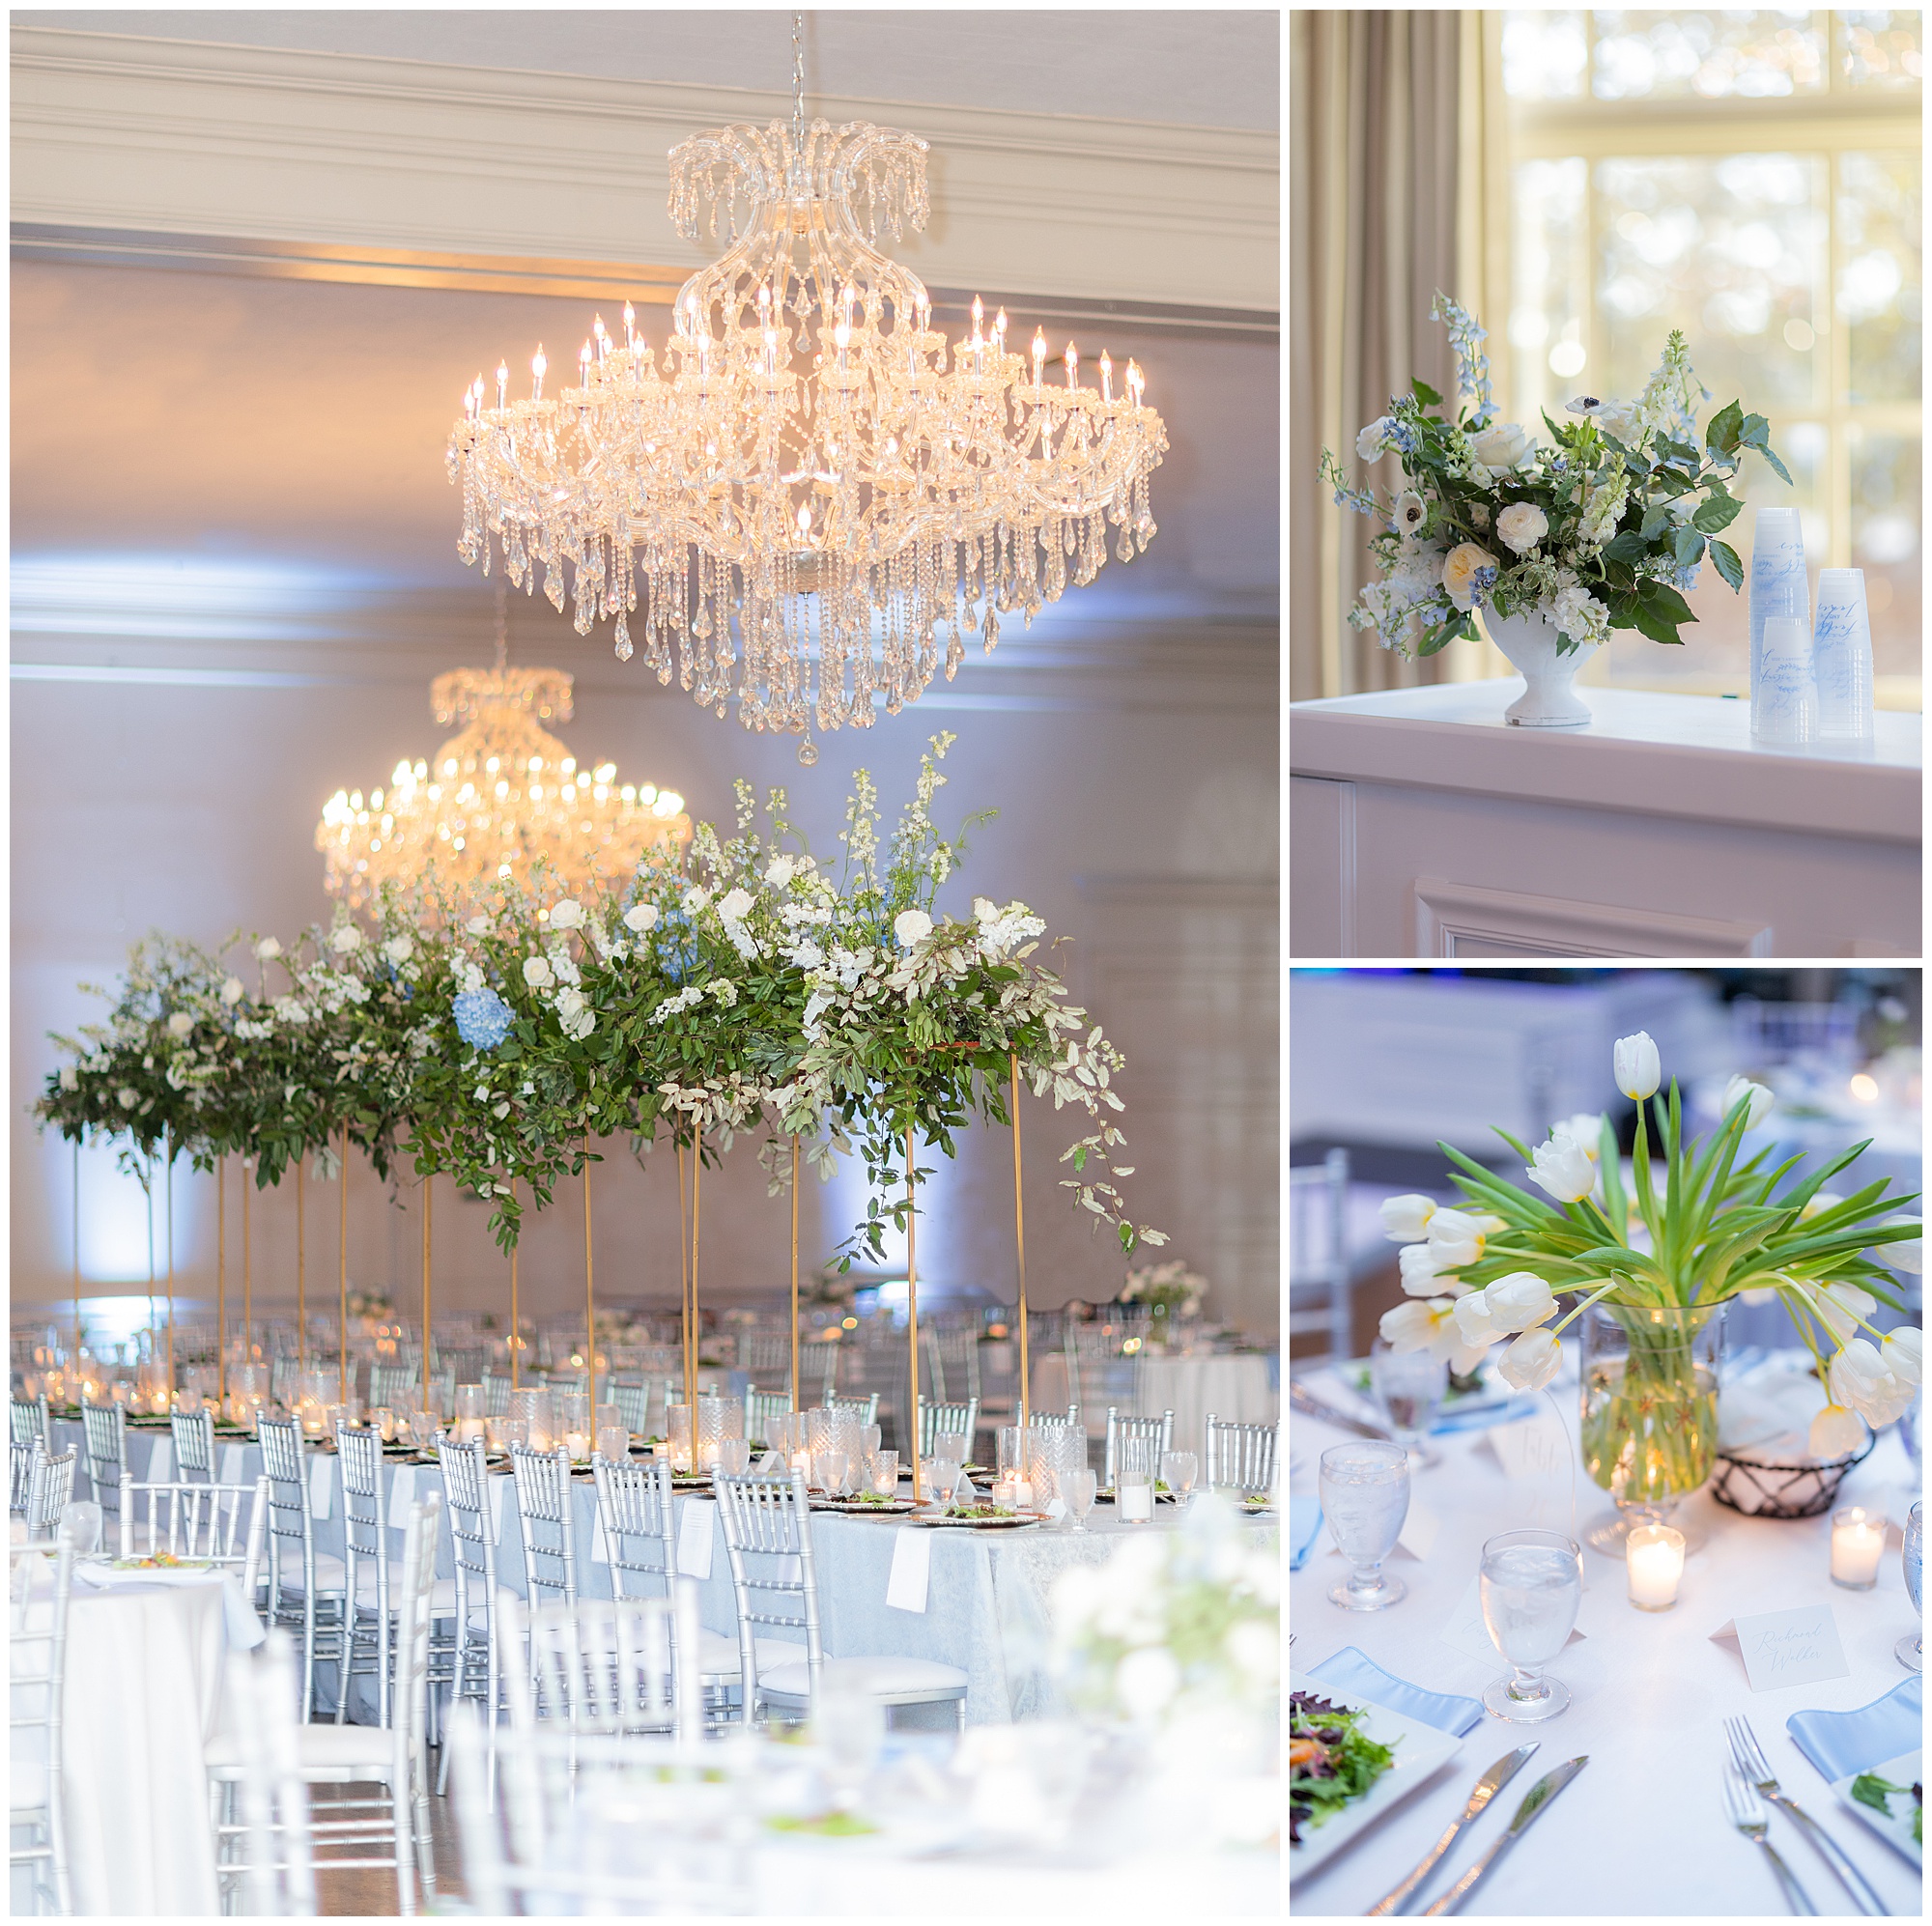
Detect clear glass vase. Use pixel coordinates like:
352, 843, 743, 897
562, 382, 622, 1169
1579, 1300, 1724, 1557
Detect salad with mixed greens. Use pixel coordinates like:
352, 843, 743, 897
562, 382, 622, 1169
1290, 1690, 1398, 1846
1851, 1770, 1922, 1846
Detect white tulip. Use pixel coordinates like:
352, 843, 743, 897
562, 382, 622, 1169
893, 908, 933, 949
219, 976, 245, 1007
1496, 1328, 1562, 1392
1486, 1270, 1558, 1332
1525, 1133, 1596, 1204
1379, 1299, 1441, 1352
1399, 1242, 1446, 1296
1721, 1075, 1774, 1127
548, 898, 585, 931
1612, 1032, 1661, 1100
1452, 1291, 1507, 1348
1882, 1326, 1922, 1388
1828, 1339, 1914, 1428
1808, 1281, 1877, 1347
1874, 1216, 1923, 1274
1807, 1403, 1866, 1459
1553, 1113, 1607, 1161
1379, 1194, 1437, 1242
623, 903, 659, 934
1425, 1206, 1489, 1267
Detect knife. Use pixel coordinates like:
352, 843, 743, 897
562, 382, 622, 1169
1365, 1744, 1541, 1915
1420, 1757, 1589, 1916
1289, 1380, 1395, 1441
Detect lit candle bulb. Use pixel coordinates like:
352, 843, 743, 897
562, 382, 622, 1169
593, 316, 608, 362
1065, 342, 1079, 389
1126, 359, 1145, 406
993, 307, 1008, 349
1032, 327, 1048, 389
531, 347, 547, 401
579, 340, 592, 381
796, 504, 811, 541
1099, 351, 1114, 403
497, 361, 509, 409
764, 326, 780, 373
834, 320, 850, 366
916, 292, 931, 331
623, 300, 637, 351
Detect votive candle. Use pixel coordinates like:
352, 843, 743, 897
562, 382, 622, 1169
1832, 1507, 1888, 1590
1626, 1523, 1686, 1610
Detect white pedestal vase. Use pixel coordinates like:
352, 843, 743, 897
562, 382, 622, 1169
1483, 609, 1596, 728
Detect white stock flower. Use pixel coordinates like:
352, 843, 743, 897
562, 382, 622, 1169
329, 924, 363, 954
1441, 543, 1501, 612
1469, 422, 1532, 474
548, 898, 585, 931
253, 937, 282, 961
382, 936, 414, 965
1356, 416, 1394, 463
1379, 1194, 1437, 1242
1721, 1075, 1774, 1127
894, 909, 933, 949
1874, 1217, 1923, 1274
716, 888, 754, 923
1496, 1328, 1562, 1391
623, 903, 660, 934
219, 976, 245, 1007
522, 955, 554, 989
1882, 1326, 1922, 1388
1613, 1032, 1661, 1100
1526, 1133, 1596, 1204
1495, 501, 1548, 555
1808, 1403, 1867, 1459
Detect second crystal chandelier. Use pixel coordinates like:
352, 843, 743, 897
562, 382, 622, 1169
447, 17, 1167, 760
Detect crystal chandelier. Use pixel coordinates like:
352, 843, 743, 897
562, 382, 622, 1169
446, 16, 1167, 761
317, 628, 689, 913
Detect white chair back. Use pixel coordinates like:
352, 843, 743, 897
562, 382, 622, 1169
509, 1443, 579, 1609
713, 1470, 821, 1723
609, 1378, 651, 1436
434, 1435, 502, 1799
9, 1438, 33, 1515
743, 1388, 794, 1437
590, 1455, 676, 1600
9, 1527, 76, 1913
510, 1585, 702, 1747
257, 1414, 346, 1722
338, 1425, 393, 1727
11, 1397, 46, 1445
823, 1390, 880, 1428
116, 1476, 269, 1592
1204, 1414, 1280, 1494
1289, 1148, 1353, 1358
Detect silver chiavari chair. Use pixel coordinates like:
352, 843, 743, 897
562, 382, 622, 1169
509, 1443, 579, 1611
339, 1425, 398, 1728
258, 1414, 350, 1723
823, 1390, 880, 1428
435, 1436, 512, 1799
480, 1371, 514, 1418
78, 1399, 129, 1532
25, 1445, 78, 1544
9, 1439, 33, 1515
715, 1470, 968, 1731
1204, 1414, 1280, 1495
504, 1584, 704, 1749
1104, 1407, 1177, 1487
170, 1404, 218, 1484
116, 1475, 269, 1597
916, 1396, 980, 1461
10, 1524, 76, 1914
11, 1396, 47, 1446
609, 1379, 651, 1437
743, 1388, 793, 1440
220, 1629, 321, 1917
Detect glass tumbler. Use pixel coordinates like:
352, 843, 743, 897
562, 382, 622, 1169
869, 1450, 898, 1497
1480, 1528, 1583, 1721
1319, 1440, 1410, 1611
1370, 1337, 1447, 1465
595, 1425, 630, 1463
667, 1403, 694, 1474
1160, 1450, 1199, 1508
1899, 1500, 1923, 1672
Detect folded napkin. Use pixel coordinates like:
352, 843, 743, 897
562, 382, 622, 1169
1305, 1646, 1486, 1738
1787, 1675, 1923, 1784
1289, 1496, 1323, 1572
887, 1525, 933, 1614
146, 1437, 174, 1484
675, 1497, 715, 1580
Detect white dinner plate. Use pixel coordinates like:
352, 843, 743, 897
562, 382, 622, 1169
1831, 1748, 1922, 1868
1289, 1668, 1464, 1878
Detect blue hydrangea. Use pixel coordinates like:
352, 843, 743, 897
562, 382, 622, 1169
453, 986, 513, 1051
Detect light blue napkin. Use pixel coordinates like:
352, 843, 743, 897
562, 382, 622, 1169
1432, 1394, 1540, 1435
1289, 1496, 1323, 1571
1305, 1645, 1485, 1738
1787, 1675, 1922, 1784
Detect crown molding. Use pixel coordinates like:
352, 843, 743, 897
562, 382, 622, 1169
11, 27, 1279, 314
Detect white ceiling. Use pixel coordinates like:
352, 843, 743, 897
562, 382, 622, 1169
15, 9, 1281, 129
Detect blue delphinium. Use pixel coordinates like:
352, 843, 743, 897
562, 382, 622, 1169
1430, 292, 1495, 424
453, 986, 514, 1051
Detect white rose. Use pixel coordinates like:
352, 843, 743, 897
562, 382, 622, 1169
329, 924, 363, 954
623, 903, 660, 934
1440, 543, 1500, 612
1494, 501, 1548, 555
466, 916, 491, 936
717, 888, 754, 922
166, 1011, 194, 1039
764, 855, 796, 891
1469, 422, 1532, 473
894, 909, 933, 949
1356, 416, 1394, 463
548, 899, 585, 931
253, 937, 281, 961
219, 977, 245, 1007
382, 936, 414, 965
681, 887, 710, 915
973, 896, 1000, 924
522, 955, 554, 989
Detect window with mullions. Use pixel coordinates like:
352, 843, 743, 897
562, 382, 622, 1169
1500, 10, 1920, 702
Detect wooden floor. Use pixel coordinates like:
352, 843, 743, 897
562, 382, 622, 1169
310, 1779, 466, 1916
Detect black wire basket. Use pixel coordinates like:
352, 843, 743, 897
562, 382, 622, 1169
1711, 1430, 1877, 1518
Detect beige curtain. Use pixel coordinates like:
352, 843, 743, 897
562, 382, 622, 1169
1290, 12, 1500, 700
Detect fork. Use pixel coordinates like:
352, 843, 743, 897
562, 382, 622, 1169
1723, 1714, 1889, 1916
1723, 1763, 1816, 1914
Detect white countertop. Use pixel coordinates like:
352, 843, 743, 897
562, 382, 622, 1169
1291, 682, 1921, 842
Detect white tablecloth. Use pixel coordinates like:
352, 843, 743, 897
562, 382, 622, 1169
13, 1573, 229, 1915
1031, 1352, 1280, 1455
1289, 1394, 1923, 1915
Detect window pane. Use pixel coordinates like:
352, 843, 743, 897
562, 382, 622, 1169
1839, 9, 1924, 85
1594, 155, 1825, 411
1852, 431, 1922, 681
1840, 152, 1923, 403
1503, 10, 1589, 98
1590, 9, 1826, 99
1509, 157, 1591, 429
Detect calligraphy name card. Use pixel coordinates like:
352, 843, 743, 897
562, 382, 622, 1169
1712, 1605, 1850, 1692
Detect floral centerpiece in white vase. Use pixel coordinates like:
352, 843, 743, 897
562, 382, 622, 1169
1378, 1031, 1920, 1552
1321, 295, 1794, 726
1122, 1259, 1208, 1347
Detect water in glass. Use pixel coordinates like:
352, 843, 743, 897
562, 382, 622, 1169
1319, 1441, 1409, 1610
1899, 1500, 1923, 1672
1479, 1529, 1582, 1720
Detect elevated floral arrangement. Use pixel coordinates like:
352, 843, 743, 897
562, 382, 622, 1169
1121, 1260, 1207, 1320
35, 738, 1164, 1267
1319, 294, 1793, 660
1378, 1031, 1922, 1459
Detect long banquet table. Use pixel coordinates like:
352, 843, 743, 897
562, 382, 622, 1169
1289, 1383, 1923, 1916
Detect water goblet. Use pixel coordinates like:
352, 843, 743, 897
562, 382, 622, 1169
1369, 1337, 1447, 1467
1479, 1528, 1583, 1721
1319, 1441, 1410, 1611
717, 1436, 752, 1478
934, 1430, 969, 1469
1160, 1450, 1199, 1510
1899, 1500, 1923, 1672
813, 1449, 849, 1496
1065, 1468, 1098, 1532
928, 1457, 962, 1507
997, 1425, 1024, 1480
60, 1502, 102, 1559
861, 1424, 882, 1459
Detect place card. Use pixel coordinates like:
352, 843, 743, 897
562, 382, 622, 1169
887, 1526, 932, 1614
676, 1497, 715, 1580
1486, 1412, 1571, 1483
1712, 1605, 1850, 1692
1436, 1574, 1589, 1665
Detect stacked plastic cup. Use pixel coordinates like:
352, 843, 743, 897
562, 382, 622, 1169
1748, 506, 1808, 711
1755, 616, 1817, 745
1811, 568, 1875, 742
